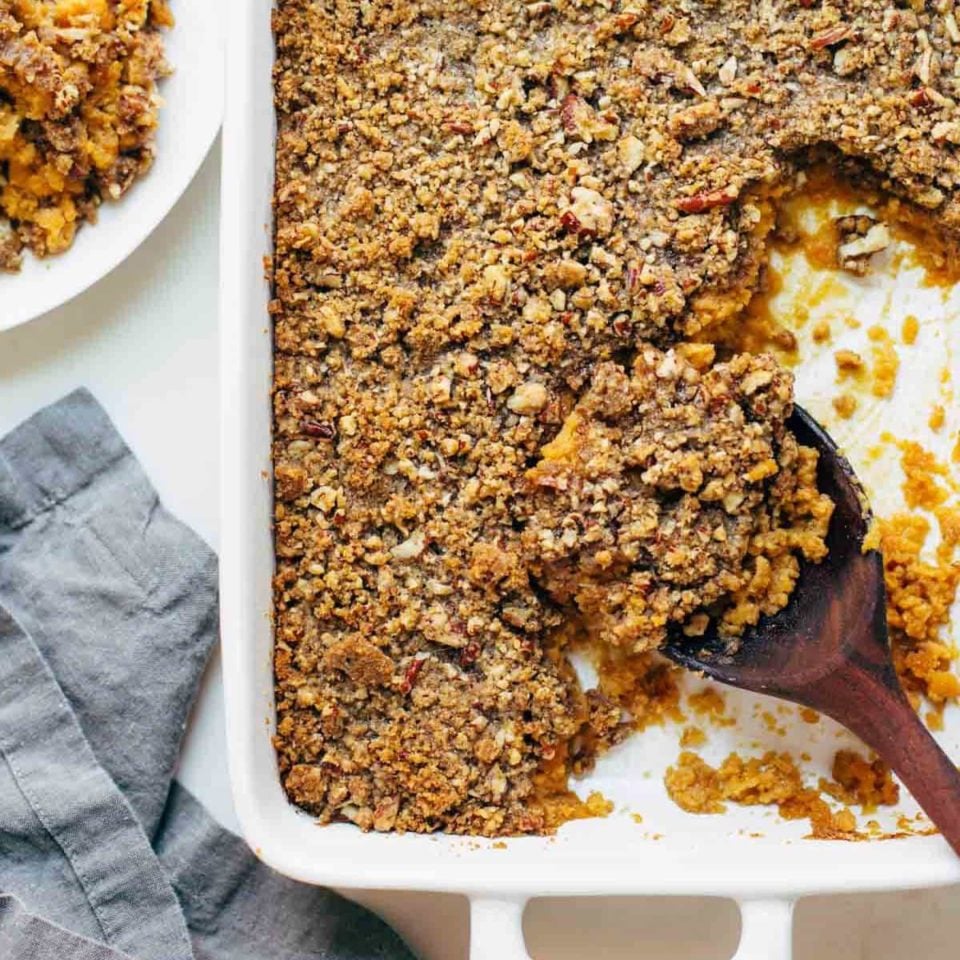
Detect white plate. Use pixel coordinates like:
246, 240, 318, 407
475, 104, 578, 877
1, 1, 223, 332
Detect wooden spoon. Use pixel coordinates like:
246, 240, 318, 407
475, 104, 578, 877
662, 405, 960, 855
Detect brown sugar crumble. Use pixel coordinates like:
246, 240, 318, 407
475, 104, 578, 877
0, 0, 173, 271
271, 0, 960, 836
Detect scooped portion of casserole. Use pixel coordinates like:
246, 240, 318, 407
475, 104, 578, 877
522, 346, 832, 654
271, 0, 959, 835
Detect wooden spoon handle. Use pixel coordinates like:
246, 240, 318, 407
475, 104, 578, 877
817, 659, 960, 856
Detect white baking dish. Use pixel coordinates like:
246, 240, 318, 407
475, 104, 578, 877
219, 3, 960, 956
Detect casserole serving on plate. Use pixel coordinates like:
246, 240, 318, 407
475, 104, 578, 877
2, 0, 223, 332
220, 2, 960, 956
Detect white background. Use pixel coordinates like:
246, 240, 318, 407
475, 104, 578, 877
1, 144, 959, 959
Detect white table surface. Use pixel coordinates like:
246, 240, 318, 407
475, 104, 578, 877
1, 143, 959, 960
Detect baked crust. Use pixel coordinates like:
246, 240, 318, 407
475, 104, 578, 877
271, 0, 959, 835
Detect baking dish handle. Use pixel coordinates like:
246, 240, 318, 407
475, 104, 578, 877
467, 895, 794, 959
469, 896, 531, 959
732, 898, 795, 959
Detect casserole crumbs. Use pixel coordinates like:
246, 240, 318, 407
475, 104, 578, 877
665, 748, 899, 839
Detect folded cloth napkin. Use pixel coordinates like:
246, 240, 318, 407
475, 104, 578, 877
0, 389, 415, 960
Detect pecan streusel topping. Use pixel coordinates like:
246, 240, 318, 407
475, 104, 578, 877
272, 0, 958, 835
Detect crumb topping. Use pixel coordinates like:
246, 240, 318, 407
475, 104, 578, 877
271, 0, 960, 836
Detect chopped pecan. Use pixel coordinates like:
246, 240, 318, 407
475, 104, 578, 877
559, 210, 584, 233
675, 185, 738, 214
560, 93, 618, 143
525, 1, 552, 17
564, 186, 615, 235
302, 419, 336, 439
460, 641, 482, 667
400, 657, 425, 693
810, 25, 853, 50
560, 93, 589, 135
668, 100, 723, 141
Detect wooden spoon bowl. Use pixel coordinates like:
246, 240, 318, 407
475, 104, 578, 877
663, 406, 960, 854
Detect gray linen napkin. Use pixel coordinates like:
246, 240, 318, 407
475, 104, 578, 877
0, 388, 414, 960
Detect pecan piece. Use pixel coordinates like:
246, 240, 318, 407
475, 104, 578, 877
460, 641, 481, 667
400, 657, 425, 694
560, 210, 586, 234
909, 87, 934, 110
302, 419, 336, 439
560, 93, 618, 143
560, 93, 590, 135
562, 186, 615, 235
675, 185, 738, 214
810, 25, 853, 49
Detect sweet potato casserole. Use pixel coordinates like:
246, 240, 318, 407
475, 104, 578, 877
0, 0, 172, 272
271, 0, 960, 836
